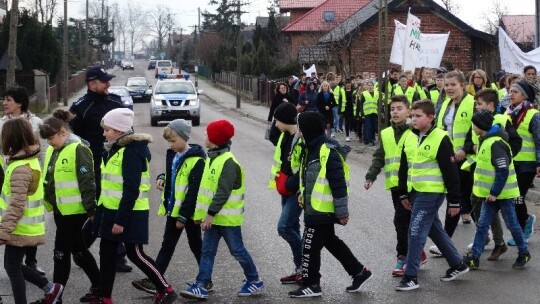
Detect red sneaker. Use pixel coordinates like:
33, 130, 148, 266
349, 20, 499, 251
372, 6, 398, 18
421, 250, 428, 266
280, 273, 302, 284
42, 283, 64, 304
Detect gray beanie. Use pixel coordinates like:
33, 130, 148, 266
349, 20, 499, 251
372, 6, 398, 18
168, 119, 191, 141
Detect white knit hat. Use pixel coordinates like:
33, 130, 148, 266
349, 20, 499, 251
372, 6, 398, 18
101, 108, 134, 132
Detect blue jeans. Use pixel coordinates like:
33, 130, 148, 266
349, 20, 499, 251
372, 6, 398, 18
277, 194, 303, 270
363, 114, 378, 144
332, 107, 339, 132
405, 193, 463, 277
195, 226, 259, 286
471, 199, 528, 257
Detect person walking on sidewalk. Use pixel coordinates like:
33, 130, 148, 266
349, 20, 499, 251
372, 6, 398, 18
39, 110, 102, 303
95, 109, 177, 304
0, 118, 63, 304
269, 103, 303, 285
69, 66, 132, 272
132, 119, 207, 295
396, 100, 469, 291
288, 112, 373, 298
463, 110, 531, 270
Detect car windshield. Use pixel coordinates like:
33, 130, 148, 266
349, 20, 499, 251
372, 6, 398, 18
158, 61, 171, 67
109, 87, 129, 96
155, 82, 195, 94
150, 60, 156, 64
127, 79, 147, 86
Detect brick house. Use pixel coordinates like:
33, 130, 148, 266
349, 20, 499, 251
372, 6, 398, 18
282, 0, 498, 77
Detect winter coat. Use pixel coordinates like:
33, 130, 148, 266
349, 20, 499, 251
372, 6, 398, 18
96, 133, 152, 244
0, 145, 45, 247
268, 92, 293, 122
0, 112, 47, 163
298, 84, 319, 112
316, 91, 335, 125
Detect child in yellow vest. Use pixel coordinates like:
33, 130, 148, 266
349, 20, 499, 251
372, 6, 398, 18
180, 119, 263, 300
0, 118, 63, 304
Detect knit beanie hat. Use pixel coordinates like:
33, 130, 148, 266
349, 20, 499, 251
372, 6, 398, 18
168, 119, 191, 141
207, 119, 235, 146
511, 81, 535, 101
273, 102, 297, 125
472, 109, 494, 131
297, 112, 325, 142
101, 108, 134, 132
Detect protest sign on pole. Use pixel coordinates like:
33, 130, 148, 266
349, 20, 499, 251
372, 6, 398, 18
403, 11, 422, 71
499, 26, 540, 74
303, 64, 317, 77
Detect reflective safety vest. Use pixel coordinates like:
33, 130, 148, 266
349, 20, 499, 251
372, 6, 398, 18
157, 156, 203, 217
385, 81, 393, 104
269, 133, 285, 189
42, 143, 88, 215
514, 109, 539, 162
404, 128, 448, 193
498, 88, 507, 100
393, 85, 416, 104
429, 89, 441, 104
414, 83, 427, 100
436, 94, 475, 152
290, 135, 303, 174
0, 158, 45, 236
362, 91, 379, 115
473, 136, 520, 199
462, 114, 510, 171
333, 85, 345, 107
300, 144, 350, 213
194, 152, 245, 226
99, 147, 150, 210
381, 127, 411, 190
341, 90, 357, 113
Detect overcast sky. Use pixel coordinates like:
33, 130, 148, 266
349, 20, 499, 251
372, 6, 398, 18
57, 0, 536, 32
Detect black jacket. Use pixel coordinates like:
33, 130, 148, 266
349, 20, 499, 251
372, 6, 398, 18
158, 145, 206, 223
69, 90, 125, 155
398, 126, 462, 207
268, 93, 292, 122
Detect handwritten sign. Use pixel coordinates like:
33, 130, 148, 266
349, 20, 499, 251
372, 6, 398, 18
403, 12, 422, 71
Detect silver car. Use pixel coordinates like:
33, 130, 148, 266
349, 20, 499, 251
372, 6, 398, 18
150, 79, 202, 126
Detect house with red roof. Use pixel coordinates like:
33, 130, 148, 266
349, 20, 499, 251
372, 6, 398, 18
280, 0, 498, 77
279, 0, 327, 24
501, 15, 535, 51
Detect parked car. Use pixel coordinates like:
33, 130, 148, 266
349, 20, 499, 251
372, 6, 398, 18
122, 61, 134, 70
108, 86, 134, 110
126, 77, 152, 103
150, 79, 202, 126
154, 60, 173, 78
148, 60, 156, 70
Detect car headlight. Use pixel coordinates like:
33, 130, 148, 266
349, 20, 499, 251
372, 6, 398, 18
153, 97, 163, 105
189, 100, 199, 106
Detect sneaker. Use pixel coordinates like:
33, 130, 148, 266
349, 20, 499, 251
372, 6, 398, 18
280, 273, 302, 284
27, 262, 46, 276
80, 287, 100, 303
421, 251, 428, 265
288, 284, 322, 298
461, 214, 472, 224
512, 251, 531, 269
440, 262, 469, 281
179, 283, 208, 299
37, 283, 64, 304
488, 243, 508, 261
429, 245, 442, 257
115, 261, 132, 272
395, 275, 419, 291
524, 214, 536, 239
346, 267, 373, 292
330, 132, 336, 138
392, 256, 406, 277
463, 254, 480, 270
238, 280, 264, 296
132, 278, 156, 295
153, 287, 177, 304
467, 235, 491, 250
507, 238, 517, 246
206, 281, 214, 292
346, 137, 351, 142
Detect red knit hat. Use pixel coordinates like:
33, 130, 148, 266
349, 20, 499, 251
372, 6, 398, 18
207, 119, 235, 146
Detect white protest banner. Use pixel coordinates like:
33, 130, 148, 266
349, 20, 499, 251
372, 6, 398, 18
303, 64, 317, 77
403, 12, 422, 71
499, 26, 540, 74
390, 19, 449, 68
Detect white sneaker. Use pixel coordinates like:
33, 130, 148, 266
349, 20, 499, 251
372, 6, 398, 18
429, 245, 442, 257
467, 234, 491, 250
331, 132, 336, 138
346, 137, 351, 142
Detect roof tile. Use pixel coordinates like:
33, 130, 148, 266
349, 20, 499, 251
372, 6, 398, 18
279, 0, 326, 11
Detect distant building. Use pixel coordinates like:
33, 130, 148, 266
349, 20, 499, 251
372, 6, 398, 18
501, 15, 535, 52
0, 0, 7, 20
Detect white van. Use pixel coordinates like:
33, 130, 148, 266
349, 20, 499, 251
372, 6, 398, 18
155, 60, 173, 78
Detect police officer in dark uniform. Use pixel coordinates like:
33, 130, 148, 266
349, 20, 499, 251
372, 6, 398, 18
69, 66, 133, 272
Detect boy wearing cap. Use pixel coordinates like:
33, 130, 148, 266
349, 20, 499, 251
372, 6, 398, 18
180, 119, 264, 300
96, 108, 177, 304
269, 103, 303, 284
463, 110, 531, 270
289, 112, 373, 298
506, 81, 539, 246
132, 119, 208, 295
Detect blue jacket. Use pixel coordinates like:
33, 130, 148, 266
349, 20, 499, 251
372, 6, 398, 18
298, 84, 318, 112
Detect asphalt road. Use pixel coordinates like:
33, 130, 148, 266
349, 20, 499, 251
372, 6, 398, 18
1, 60, 538, 304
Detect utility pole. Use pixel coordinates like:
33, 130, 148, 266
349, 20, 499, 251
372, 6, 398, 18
235, 1, 242, 109
112, 19, 115, 63
63, 0, 68, 106
85, 0, 89, 66
376, 0, 389, 134
6, 0, 20, 86
195, 6, 200, 87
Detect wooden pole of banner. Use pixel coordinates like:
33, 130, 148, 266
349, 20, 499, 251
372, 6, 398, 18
377, 0, 390, 141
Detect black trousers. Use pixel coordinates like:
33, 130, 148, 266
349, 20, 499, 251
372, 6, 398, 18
391, 189, 411, 257
444, 168, 473, 237
4, 245, 49, 304
81, 218, 127, 263
155, 216, 202, 275
100, 239, 170, 298
516, 171, 536, 230
301, 223, 364, 285
53, 213, 100, 288
343, 112, 354, 137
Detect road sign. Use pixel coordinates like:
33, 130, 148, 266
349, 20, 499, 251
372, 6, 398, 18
160, 52, 165, 59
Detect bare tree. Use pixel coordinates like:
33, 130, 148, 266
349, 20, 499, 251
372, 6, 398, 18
147, 5, 176, 52
126, 3, 147, 57
6, 0, 20, 86
439, 0, 460, 15
483, 0, 508, 34
111, 4, 127, 55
